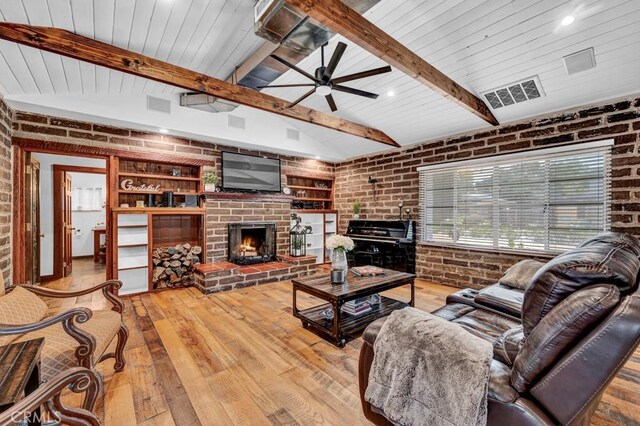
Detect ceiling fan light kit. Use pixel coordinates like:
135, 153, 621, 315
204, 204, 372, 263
258, 41, 392, 112
315, 85, 332, 96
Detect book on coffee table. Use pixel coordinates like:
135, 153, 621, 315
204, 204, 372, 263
343, 296, 372, 315
352, 266, 386, 277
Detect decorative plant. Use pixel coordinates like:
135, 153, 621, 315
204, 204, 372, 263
353, 200, 362, 215
326, 235, 355, 253
327, 235, 355, 274
202, 171, 218, 185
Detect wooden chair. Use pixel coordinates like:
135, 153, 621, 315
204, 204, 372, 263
0, 366, 101, 426
0, 275, 128, 412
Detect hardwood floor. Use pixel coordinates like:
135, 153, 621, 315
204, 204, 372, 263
50, 259, 639, 425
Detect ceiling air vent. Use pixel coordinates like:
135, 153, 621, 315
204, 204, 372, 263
228, 115, 246, 130
563, 48, 596, 75
286, 128, 300, 141
482, 76, 545, 110
147, 96, 171, 114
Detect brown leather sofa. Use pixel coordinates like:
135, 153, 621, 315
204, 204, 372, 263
359, 233, 640, 425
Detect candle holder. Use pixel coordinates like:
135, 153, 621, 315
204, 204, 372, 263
331, 269, 346, 284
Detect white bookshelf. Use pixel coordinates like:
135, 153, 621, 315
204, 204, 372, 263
292, 212, 339, 264
116, 213, 149, 295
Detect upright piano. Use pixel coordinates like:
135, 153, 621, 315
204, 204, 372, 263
345, 219, 416, 273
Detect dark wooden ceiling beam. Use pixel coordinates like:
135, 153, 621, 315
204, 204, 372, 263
0, 23, 400, 148
285, 0, 499, 126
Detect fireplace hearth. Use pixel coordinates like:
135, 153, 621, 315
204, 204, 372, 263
228, 222, 277, 265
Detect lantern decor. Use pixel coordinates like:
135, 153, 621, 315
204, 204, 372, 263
290, 213, 312, 257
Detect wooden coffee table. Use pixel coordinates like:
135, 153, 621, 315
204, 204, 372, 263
292, 268, 415, 347
0, 338, 43, 426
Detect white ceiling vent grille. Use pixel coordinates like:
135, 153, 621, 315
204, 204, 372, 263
286, 128, 300, 141
482, 76, 545, 110
563, 48, 596, 75
146, 96, 171, 114
228, 115, 246, 130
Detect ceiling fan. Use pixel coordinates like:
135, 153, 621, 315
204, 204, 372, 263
258, 41, 392, 112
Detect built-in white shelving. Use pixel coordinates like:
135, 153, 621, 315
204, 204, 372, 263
292, 212, 338, 264
116, 213, 149, 295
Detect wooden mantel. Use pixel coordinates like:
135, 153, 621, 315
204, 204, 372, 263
203, 192, 294, 203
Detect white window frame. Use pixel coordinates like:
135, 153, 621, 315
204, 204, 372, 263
418, 140, 613, 254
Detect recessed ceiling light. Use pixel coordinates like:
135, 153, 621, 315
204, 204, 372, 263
159, 128, 169, 133
387, 90, 395, 97
561, 15, 575, 26
315, 156, 321, 160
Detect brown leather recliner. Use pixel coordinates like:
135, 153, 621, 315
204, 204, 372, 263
359, 233, 640, 425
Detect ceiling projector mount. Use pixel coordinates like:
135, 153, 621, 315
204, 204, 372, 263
258, 41, 392, 112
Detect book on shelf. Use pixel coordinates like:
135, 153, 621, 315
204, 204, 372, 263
352, 265, 386, 277
320, 294, 381, 318
342, 296, 374, 315
342, 305, 372, 316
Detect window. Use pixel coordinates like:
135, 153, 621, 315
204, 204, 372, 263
418, 141, 612, 253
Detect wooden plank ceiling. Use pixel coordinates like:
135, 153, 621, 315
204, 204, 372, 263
285, 0, 499, 126
0, 0, 638, 159
0, 23, 399, 146
0, 0, 261, 95
264, 0, 640, 155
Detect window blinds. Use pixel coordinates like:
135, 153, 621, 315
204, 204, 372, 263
418, 141, 612, 253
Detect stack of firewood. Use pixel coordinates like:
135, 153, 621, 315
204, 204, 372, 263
152, 244, 202, 289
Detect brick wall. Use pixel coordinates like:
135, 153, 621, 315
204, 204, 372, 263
336, 94, 640, 289
0, 99, 11, 287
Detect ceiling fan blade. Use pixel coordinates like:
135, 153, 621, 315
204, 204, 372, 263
270, 54, 318, 82
333, 85, 379, 99
322, 42, 347, 83
288, 88, 316, 108
332, 65, 392, 84
257, 83, 316, 89
326, 94, 338, 112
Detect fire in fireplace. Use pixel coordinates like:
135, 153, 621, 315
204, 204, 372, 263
228, 222, 277, 265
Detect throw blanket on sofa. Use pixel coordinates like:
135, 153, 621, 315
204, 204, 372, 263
365, 307, 493, 426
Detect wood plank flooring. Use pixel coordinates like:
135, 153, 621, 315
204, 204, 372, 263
50, 259, 639, 425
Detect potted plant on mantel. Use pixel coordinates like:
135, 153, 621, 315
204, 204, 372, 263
353, 200, 362, 219
202, 171, 218, 192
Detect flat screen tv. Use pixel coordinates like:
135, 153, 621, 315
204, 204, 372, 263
221, 152, 281, 192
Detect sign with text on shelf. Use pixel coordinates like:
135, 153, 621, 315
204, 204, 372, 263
120, 179, 160, 192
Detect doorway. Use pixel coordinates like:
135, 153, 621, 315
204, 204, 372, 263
31, 154, 107, 282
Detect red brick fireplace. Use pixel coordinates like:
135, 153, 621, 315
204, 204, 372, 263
193, 192, 317, 294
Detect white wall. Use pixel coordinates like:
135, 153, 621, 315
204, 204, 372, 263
34, 154, 105, 276
68, 172, 106, 258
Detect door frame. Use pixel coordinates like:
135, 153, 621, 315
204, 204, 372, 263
24, 154, 41, 283
52, 165, 107, 279
13, 141, 113, 284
